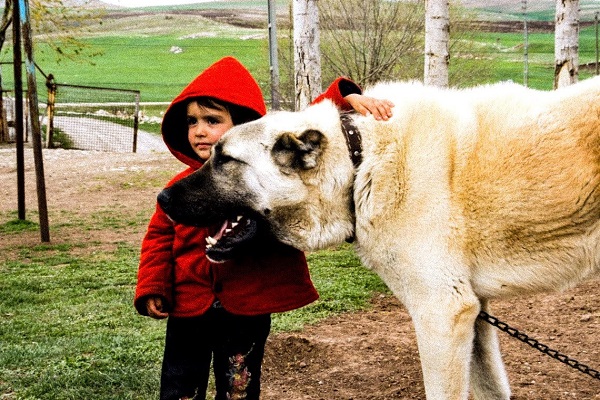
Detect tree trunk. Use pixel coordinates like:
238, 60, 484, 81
293, 0, 322, 110
554, 0, 579, 88
424, 0, 449, 87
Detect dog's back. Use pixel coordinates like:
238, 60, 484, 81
359, 78, 600, 298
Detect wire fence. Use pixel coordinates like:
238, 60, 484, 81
45, 82, 142, 153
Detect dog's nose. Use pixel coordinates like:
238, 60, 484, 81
157, 189, 171, 213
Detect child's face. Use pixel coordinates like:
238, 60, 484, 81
187, 101, 234, 161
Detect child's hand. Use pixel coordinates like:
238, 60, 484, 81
146, 296, 169, 319
344, 93, 394, 121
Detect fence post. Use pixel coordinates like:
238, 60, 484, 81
46, 74, 56, 148
132, 91, 139, 153
594, 11, 600, 75
0, 68, 8, 143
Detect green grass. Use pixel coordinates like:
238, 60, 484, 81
0, 242, 165, 399
0, 218, 39, 234
0, 216, 387, 399
5, 36, 271, 103
454, 26, 600, 89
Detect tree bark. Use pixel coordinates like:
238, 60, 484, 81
293, 0, 322, 110
554, 0, 579, 88
424, 0, 449, 88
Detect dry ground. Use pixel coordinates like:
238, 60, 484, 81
1, 146, 599, 399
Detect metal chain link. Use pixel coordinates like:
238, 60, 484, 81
478, 311, 600, 381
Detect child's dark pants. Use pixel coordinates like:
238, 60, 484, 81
160, 303, 271, 400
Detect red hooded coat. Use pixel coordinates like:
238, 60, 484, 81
135, 56, 360, 317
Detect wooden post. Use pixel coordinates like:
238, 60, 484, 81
13, 0, 25, 221
267, 0, 281, 110
523, 0, 529, 87
20, 0, 50, 242
45, 74, 56, 148
0, 68, 8, 143
594, 11, 600, 75
133, 91, 139, 153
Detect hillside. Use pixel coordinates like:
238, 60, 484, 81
81, 0, 600, 36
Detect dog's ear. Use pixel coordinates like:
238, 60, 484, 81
272, 129, 324, 170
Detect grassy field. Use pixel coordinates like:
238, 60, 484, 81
0, 4, 599, 106
0, 216, 387, 398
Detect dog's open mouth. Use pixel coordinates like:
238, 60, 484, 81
205, 215, 258, 263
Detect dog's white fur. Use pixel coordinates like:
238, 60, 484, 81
169, 77, 600, 399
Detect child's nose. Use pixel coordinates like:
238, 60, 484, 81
192, 124, 206, 137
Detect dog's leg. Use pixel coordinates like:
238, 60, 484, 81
403, 276, 480, 400
470, 300, 511, 400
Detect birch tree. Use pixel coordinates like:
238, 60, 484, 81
293, 0, 322, 110
424, 0, 449, 87
554, 0, 579, 88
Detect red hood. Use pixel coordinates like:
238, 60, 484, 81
161, 56, 267, 168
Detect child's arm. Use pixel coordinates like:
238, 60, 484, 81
135, 204, 176, 317
314, 77, 394, 120
344, 93, 394, 121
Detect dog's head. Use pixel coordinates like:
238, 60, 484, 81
158, 101, 356, 262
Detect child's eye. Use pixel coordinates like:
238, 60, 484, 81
206, 117, 219, 125
187, 116, 197, 127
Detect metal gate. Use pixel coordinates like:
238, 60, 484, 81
46, 81, 141, 153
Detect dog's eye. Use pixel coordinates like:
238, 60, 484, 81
213, 153, 236, 169
212, 145, 239, 167
211, 145, 227, 165
216, 154, 232, 165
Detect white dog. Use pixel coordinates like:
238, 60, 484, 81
158, 77, 600, 399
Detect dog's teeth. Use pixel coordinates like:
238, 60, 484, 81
236, 215, 243, 221
231, 222, 239, 228
225, 229, 232, 234
206, 236, 217, 245
206, 244, 212, 249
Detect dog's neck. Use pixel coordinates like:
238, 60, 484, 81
340, 112, 363, 168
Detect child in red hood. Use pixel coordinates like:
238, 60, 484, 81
135, 56, 393, 400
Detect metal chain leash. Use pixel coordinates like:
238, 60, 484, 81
478, 311, 600, 381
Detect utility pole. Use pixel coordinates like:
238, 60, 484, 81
523, 0, 529, 86
595, 11, 599, 75
267, 0, 281, 110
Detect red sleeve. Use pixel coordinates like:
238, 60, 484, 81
134, 203, 176, 316
312, 77, 362, 111
134, 167, 195, 316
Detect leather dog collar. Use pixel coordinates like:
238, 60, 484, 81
340, 113, 363, 168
